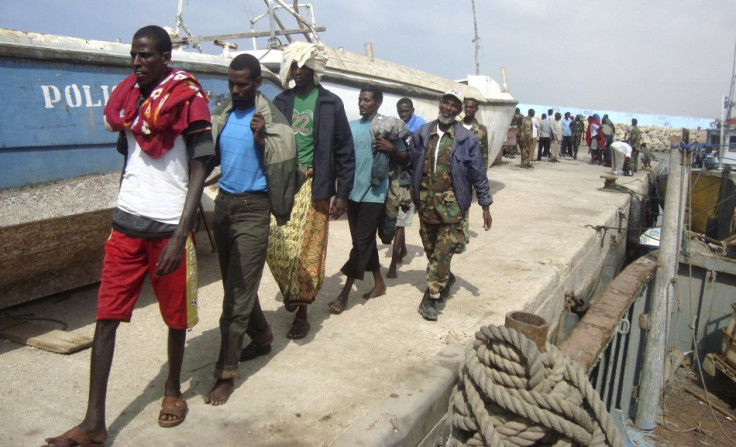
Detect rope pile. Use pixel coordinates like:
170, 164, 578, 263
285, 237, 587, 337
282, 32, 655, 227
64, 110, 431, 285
447, 324, 624, 447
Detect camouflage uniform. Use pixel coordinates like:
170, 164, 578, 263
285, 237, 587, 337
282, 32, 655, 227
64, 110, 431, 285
571, 116, 585, 159
466, 118, 490, 168
519, 115, 534, 167
509, 111, 524, 156
626, 125, 641, 171
457, 118, 489, 248
418, 124, 464, 296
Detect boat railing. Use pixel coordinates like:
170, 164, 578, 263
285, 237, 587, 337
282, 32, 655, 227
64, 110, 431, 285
559, 253, 658, 424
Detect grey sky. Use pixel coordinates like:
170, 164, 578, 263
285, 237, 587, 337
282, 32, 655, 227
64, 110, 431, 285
3, 0, 735, 119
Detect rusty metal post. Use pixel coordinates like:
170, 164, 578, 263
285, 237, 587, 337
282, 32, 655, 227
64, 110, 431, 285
635, 146, 687, 429
505, 311, 549, 352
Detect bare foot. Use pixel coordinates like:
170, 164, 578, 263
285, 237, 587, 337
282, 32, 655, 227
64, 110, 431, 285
328, 298, 347, 314
362, 283, 386, 300
386, 268, 397, 279
204, 379, 234, 406
287, 317, 311, 339
397, 246, 407, 264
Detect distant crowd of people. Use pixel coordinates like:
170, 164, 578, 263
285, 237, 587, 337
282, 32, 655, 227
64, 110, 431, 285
510, 107, 650, 175
42, 27, 493, 446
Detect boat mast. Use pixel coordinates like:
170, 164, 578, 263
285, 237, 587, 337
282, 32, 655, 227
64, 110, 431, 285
471, 0, 480, 75
722, 40, 736, 152
171, 0, 325, 53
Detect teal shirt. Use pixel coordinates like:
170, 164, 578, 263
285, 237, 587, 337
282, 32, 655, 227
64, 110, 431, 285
348, 119, 406, 204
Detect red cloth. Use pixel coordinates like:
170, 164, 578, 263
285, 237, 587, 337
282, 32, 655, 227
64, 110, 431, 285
104, 68, 210, 158
585, 118, 606, 148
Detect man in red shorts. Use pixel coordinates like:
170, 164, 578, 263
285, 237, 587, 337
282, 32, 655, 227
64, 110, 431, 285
43, 25, 215, 447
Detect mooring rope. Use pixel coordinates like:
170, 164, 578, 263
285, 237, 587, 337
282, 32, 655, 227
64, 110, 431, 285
447, 325, 624, 447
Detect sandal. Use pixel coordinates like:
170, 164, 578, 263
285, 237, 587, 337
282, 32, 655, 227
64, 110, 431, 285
158, 396, 188, 428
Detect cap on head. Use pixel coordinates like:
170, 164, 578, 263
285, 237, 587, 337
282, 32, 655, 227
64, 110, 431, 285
443, 88, 464, 106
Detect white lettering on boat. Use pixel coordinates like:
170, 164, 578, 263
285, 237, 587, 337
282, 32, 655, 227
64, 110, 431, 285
41, 84, 113, 109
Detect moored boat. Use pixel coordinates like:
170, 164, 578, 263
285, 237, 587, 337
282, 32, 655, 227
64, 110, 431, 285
0, 4, 517, 309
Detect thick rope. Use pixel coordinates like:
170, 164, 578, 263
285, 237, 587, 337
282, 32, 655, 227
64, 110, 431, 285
447, 324, 625, 447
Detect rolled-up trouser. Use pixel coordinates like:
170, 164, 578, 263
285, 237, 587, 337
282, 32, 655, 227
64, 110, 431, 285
213, 191, 271, 379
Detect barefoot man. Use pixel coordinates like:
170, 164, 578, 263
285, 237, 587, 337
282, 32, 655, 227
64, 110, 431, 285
328, 86, 408, 314
269, 42, 355, 339
43, 25, 215, 446
204, 54, 298, 405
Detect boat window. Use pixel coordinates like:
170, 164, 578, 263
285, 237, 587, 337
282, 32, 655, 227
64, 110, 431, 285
260, 80, 282, 101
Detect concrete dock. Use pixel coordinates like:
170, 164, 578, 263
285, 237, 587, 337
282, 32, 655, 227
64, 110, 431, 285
0, 157, 651, 447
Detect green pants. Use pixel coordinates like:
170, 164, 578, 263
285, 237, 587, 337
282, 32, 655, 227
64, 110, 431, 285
213, 191, 271, 379
419, 219, 464, 297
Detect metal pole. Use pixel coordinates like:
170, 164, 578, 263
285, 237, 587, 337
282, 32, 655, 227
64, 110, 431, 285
635, 147, 687, 429
471, 0, 480, 75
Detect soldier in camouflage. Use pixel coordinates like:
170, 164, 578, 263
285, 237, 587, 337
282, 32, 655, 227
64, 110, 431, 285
509, 107, 523, 157
625, 118, 641, 172
408, 89, 493, 321
571, 114, 585, 160
519, 109, 535, 168
455, 97, 490, 253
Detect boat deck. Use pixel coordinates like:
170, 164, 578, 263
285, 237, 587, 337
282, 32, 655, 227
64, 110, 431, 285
2, 156, 652, 446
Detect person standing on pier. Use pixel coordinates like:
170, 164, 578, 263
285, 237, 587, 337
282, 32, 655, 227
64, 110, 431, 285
586, 114, 605, 164
537, 113, 553, 160
268, 42, 355, 339
328, 86, 407, 314
43, 25, 215, 446
519, 108, 535, 168
550, 112, 562, 162
571, 114, 585, 160
409, 89, 493, 321
625, 118, 642, 172
561, 112, 573, 157
205, 53, 298, 405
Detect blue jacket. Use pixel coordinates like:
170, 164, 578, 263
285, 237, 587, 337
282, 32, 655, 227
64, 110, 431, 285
408, 120, 492, 216
273, 85, 355, 200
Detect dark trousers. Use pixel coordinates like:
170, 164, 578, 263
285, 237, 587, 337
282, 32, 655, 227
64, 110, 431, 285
561, 135, 572, 156
341, 200, 383, 281
213, 191, 270, 379
537, 137, 551, 160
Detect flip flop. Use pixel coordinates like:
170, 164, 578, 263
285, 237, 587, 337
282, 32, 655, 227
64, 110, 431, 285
44, 426, 105, 447
158, 396, 188, 428
240, 341, 272, 361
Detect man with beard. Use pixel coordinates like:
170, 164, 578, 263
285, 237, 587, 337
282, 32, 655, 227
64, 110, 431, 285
408, 89, 493, 321
204, 53, 298, 405
268, 42, 355, 340
328, 86, 407, 314
43, 25, 215, 446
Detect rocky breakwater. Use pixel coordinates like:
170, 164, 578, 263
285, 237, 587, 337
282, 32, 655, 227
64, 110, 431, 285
611, 124, 702, 151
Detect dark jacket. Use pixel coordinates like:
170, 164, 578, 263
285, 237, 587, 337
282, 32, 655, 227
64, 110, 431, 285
273, 85, 355, 200
211, 91, 298, 226
408, 121, 492, 216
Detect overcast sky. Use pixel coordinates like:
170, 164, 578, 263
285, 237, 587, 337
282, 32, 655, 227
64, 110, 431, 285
3, 0, 735, 119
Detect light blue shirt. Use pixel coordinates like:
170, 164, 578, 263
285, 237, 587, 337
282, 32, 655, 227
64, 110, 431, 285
218, 107, 267, 194
562, 117, 573, 137
405, 114, 427, 136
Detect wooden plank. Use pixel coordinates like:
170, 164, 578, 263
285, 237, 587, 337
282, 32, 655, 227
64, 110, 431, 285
0, 317, 92, 354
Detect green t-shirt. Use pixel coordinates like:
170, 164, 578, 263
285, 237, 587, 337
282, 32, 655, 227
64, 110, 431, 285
292, 88, 319, 167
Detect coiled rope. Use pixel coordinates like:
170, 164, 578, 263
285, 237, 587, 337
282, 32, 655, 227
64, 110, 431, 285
447, 324, 624, 447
